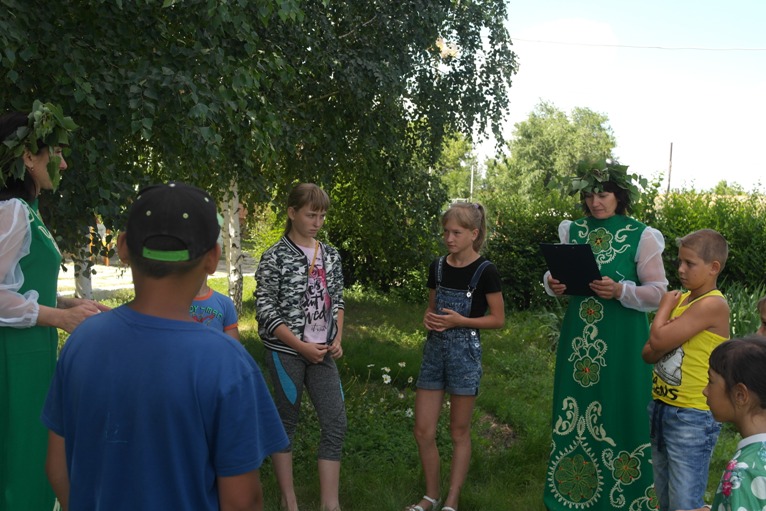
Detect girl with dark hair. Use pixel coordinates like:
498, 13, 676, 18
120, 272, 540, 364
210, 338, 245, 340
0, 104, 107, 511
687, 336, 766, 510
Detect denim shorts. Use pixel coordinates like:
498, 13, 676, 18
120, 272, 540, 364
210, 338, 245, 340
647, 400, 721, 511
416, 328, 482, 396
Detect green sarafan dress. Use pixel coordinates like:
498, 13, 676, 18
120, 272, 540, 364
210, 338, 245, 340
544, 215, 658, 511
1, 199, 59, 510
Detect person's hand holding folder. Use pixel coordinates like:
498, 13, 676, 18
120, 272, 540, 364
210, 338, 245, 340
540, 243, 603, 297
588, 275, 624, 300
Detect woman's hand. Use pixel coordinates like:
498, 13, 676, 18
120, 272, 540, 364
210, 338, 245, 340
589, 276, 623, 300
424, 308, 464, 332
58, 296, 111, 313
54, 304, 102, 334
547, 275, 567, 296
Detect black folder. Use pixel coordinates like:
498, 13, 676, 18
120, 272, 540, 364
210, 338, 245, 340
540, 243, 602, 297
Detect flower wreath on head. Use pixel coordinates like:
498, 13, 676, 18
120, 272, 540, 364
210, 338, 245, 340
0, 100, 78, 191
550, 157, 648, 204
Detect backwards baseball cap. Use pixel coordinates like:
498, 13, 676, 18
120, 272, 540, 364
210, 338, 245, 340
126, 182, 220, 262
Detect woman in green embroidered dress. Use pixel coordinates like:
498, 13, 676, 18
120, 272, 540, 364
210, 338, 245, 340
542, 159, 668, 511
0, 106, 107, 511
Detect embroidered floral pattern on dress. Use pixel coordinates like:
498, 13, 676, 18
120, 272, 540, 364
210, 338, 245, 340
612, 451, 640, 484
579, 297, 603, 324
572, 218, 638, 268
574, 357, 601, 387
645, 486, 659, 510
547, 216, 653, 510
556, 454, 599, 503
588, 228, 612, 253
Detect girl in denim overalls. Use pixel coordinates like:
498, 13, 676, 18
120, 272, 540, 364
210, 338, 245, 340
407, 203, 505, 511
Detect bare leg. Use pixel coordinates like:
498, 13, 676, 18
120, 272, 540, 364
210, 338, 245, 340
318, 458, 341, 511
442, 395, 476, 510
272, 452, 299, 511
410, 389, 445, 510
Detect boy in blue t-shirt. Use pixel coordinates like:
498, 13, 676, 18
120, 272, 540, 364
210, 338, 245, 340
42, 182, 287, 510
191, 276, 240, 340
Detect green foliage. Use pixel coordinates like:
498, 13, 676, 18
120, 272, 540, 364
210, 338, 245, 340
325, 157, 447, 289
2, 0, 517, 291
434, 132, 479, 200
652, 190, 766, 291
484, 101, 616, 200
0, 101, 77, 189
710, 180, 746, 196
720, 281, 766, 338
550, 157, 648, 206
481, 191, 581, 310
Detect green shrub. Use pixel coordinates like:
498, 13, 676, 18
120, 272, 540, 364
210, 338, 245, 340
483, 193, 579, 310
653, 190, 766, 290
720, 280, 766, 337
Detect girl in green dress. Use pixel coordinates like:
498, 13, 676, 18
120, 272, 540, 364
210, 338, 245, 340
693, 336, 766, 511
543, 159, 668, 510
1, 106, 107, 511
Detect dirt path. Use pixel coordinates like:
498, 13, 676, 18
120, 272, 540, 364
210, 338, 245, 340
57, 252, 257, 295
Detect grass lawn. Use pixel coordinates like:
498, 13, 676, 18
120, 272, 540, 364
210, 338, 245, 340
80, 277, 739, 510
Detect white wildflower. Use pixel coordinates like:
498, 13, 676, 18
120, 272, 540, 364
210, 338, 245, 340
382, 374, 392, 384
405, 408, 414, 418
398, 362, 406, 368
382, 367, 391, 373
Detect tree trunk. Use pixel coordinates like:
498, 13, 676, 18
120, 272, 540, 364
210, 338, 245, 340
73, 246, 93, 299
222, 181, 243, 314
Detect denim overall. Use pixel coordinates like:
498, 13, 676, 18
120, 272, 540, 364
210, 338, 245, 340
417, 257, 491, 396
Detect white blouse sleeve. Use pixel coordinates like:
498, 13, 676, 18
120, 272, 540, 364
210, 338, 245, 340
542, 220, 668, 310
617, 226, 668, 312
0, 200, 40, 328
542, 220, 572, 295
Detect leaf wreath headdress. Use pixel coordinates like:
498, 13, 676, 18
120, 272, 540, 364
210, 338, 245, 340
551, 157, 648, 204
0, 100, 78, 191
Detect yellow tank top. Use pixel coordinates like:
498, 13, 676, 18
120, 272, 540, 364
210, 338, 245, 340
651, 289, 728, 410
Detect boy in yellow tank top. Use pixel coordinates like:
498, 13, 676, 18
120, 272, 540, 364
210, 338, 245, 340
641, 229, 730, 511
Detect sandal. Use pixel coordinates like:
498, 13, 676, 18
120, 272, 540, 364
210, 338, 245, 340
405, 495, 440, 511
441, 507, 457, 511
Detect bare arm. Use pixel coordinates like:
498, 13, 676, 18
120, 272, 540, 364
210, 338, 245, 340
422, 288, 438, 330
45, 431, 69, 511
36, 302, 102, 334
423, 291, 505, 331
225, 327, 241, 341
643, 291, 729, 363
217, 469, 262, 511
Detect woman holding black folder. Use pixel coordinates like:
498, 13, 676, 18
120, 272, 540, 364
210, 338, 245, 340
542, 159, 668, 511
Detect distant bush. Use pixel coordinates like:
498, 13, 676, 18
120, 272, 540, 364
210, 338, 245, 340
653, 190, 766, 290
483, 193, 580, 310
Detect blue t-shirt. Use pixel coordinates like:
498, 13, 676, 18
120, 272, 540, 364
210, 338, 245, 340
190, 288, 239, 333
41, 305, 288, 510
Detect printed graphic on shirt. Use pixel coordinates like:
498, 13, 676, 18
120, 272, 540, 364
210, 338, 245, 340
655, 346, 684, 387
190, 303, 225, 326
299, 244, 329, 344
